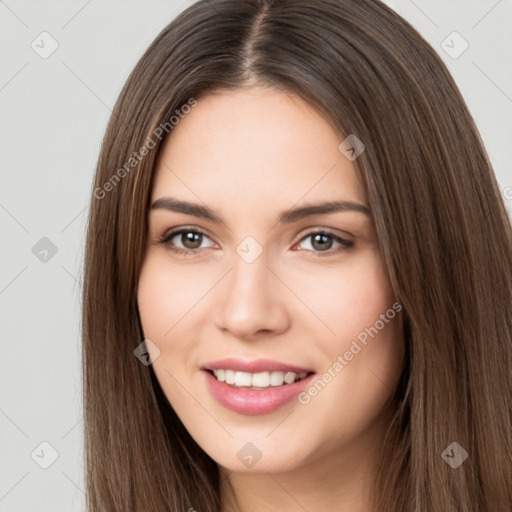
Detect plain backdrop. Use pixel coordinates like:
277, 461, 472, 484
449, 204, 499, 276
0, 1, 511, 510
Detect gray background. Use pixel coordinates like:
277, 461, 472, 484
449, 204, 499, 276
1, 1, 511, 511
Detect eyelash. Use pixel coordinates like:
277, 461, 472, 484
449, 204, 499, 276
157, 227, 354, 258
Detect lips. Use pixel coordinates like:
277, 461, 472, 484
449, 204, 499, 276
201, 358, 316, 415
201, 358, 314, 374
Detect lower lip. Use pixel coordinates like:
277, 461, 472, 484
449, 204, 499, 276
203, 370, 315, 415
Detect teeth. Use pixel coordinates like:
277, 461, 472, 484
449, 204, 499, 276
211, 369, 309, 388
284, 371, 296, 384
252, 371, 270, 387
270, 371, 284, 386
234, 371, 252, 387
225, 369, 235, 385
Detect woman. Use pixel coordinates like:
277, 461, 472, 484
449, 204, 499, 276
82, 0, 512, 510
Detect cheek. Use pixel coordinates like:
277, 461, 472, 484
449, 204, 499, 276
137, 255, 204, 404
289, 249, 395, 341
334, 256, 403, 386
295, 250, 404, 412
137, 253, 211, 343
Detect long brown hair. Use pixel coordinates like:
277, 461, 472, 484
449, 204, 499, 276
82, 0, 512, 510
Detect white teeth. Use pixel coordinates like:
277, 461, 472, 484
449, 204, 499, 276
252, 372, 270, 387
284, 371, 296, 384
211, 369, 309, 388
225, 369, 235, 384
269, 371, 284, 386
234, 371, 252, 387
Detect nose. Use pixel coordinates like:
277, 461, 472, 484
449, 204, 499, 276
214, 251, 291, 341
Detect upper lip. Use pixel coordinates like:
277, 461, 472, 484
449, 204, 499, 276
201, 358, 315, 374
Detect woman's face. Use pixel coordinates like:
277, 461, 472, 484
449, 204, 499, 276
137, 86, 404, 475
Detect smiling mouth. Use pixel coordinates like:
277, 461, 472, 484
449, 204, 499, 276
207, 369, 313, 389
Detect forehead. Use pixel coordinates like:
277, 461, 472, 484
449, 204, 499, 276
151, 87, 366, 211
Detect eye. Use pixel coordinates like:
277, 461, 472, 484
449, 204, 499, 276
158, 227, 354, 258
158, 227, 216, 256
295, 230, 354, 256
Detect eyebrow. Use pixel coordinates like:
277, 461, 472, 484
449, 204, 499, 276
150, 197, 370, 224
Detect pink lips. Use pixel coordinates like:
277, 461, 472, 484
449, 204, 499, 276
201, 358, 315, 415
201, 358, 314, 374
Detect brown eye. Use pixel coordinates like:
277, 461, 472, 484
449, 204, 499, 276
178, 231, 203, 249
296, 230, 354, 256
159, 228, 216, 255
311, 233, 334, 251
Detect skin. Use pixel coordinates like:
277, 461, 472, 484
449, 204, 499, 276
137, 86, 405, 512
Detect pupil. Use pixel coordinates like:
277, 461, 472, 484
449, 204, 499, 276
183, 232, 201, 249
312, 234, 332, 251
